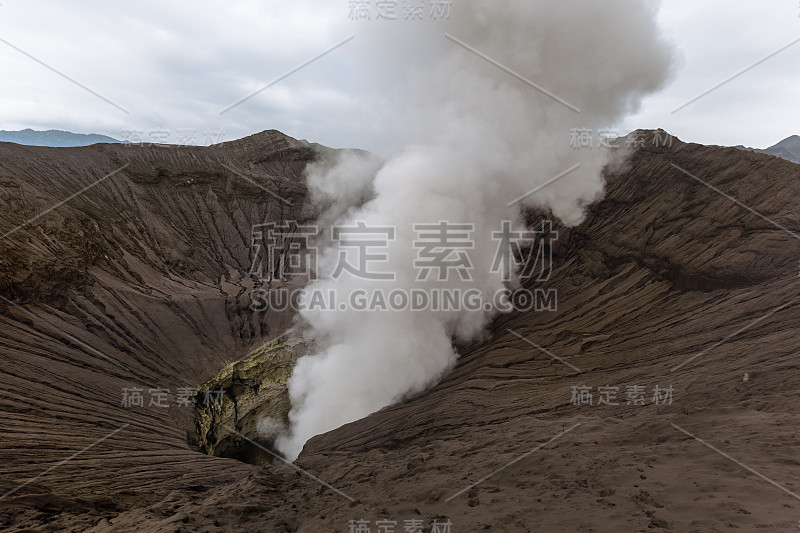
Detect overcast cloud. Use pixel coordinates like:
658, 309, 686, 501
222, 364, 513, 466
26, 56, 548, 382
0, 0, 798, 153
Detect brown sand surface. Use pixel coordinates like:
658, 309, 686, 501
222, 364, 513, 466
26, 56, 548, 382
1, 131, 798, 532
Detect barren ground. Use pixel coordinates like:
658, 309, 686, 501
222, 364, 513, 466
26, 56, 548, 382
1, 131, 798, 532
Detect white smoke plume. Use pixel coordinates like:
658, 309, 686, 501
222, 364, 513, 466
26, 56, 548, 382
275, 0, 674, 459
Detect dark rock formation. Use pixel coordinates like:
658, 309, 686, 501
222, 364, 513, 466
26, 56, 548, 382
194, 337, 312, 466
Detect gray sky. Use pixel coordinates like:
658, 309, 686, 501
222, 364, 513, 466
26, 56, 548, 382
0, 1, 798, 153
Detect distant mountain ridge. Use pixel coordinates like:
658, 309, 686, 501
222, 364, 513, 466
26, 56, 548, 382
735, 134, 800, 164
0, 128, 120, 147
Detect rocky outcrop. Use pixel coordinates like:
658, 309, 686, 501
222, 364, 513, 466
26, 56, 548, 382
194, 337, 312, 465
